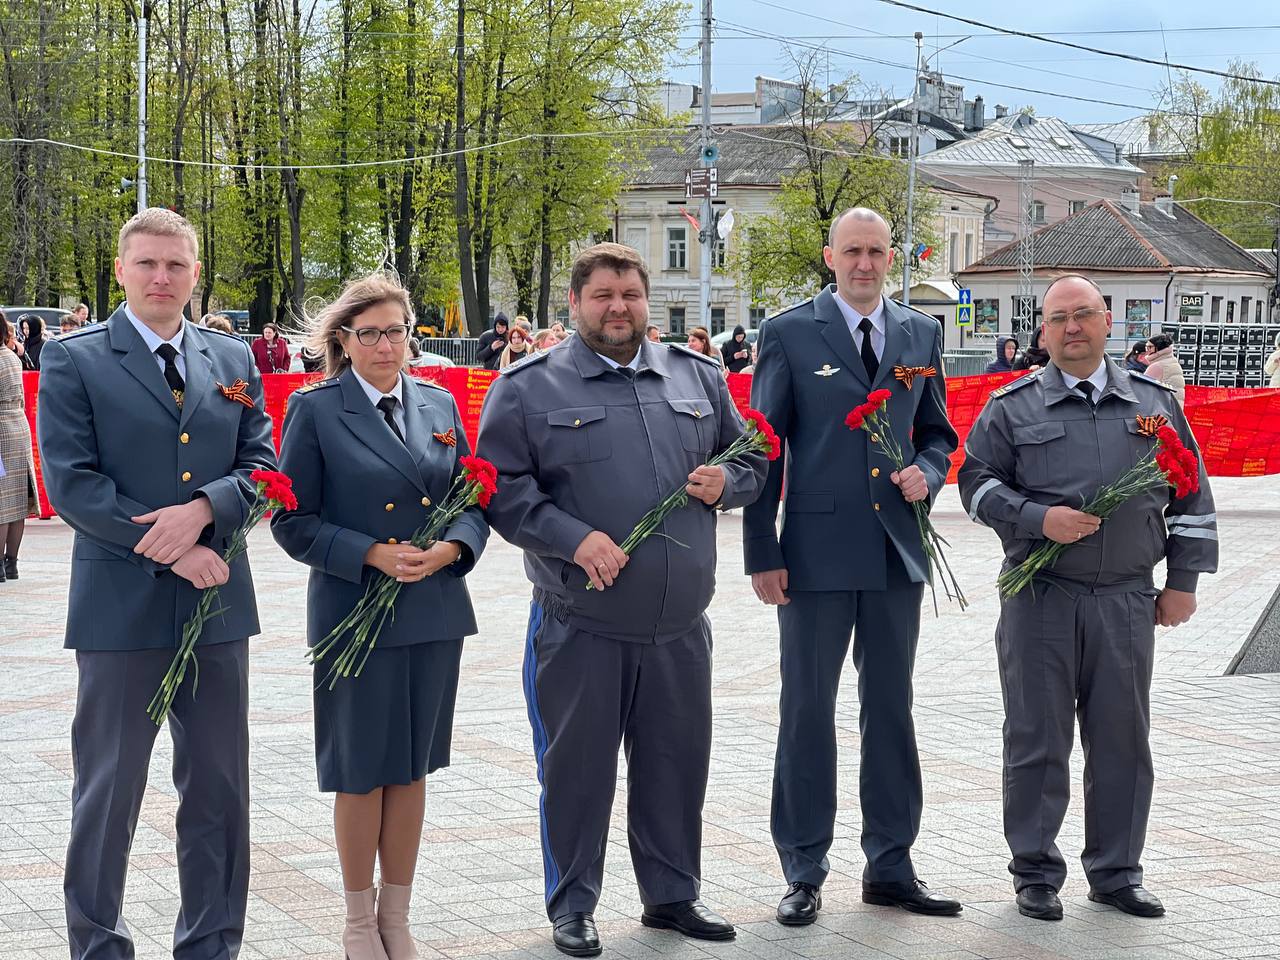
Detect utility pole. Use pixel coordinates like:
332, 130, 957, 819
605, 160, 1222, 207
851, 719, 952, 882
901, 31, 924, 306
698, 0, 714, 330
137, 2, 149, 211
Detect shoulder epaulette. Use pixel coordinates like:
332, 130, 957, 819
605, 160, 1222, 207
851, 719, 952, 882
889, 299, 939, 325
60, 324, 107, 341
411, 376, 450, 393
295, 377, 339, 395
1129, 371, 1176, 393
669, 343, 721, 366
500, 351, 550, 374
989, 370, 1042, 399
201, 327, 244, 342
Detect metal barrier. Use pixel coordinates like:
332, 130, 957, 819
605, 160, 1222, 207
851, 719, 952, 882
419, 337, 480, 365
941, 351, 992, 377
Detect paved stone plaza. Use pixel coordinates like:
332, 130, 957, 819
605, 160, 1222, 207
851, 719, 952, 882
4, 477, 1280, 960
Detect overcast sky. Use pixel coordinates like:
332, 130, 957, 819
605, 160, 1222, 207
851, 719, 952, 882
667, 0, 1280, 125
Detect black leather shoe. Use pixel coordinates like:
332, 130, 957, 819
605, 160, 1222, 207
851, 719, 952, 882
552, 913, 602, 957
1016, 884, 1063, 921
640, 900, 735, 941
2, 556, 15, 580
776, 882, 822, 926
1088, 885, 1165, 918
862, 879, 963, 916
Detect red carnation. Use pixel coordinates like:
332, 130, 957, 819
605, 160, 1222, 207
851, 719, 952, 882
742, 408, 781, 461
868, 388, 893, 405
460, 455, 499, 508
845, 409, 865, 431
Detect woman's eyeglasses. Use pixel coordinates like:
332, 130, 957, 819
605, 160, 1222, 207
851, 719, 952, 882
342, 324, 410, 346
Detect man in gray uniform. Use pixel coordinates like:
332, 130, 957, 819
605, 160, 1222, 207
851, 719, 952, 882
38, 209, 276, 959
959, 274, 1217, 922
477, 242, 767, 957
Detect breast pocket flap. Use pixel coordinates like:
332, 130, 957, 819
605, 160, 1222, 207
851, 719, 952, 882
1012, 421, 1066, 446
547, 406, 607, 428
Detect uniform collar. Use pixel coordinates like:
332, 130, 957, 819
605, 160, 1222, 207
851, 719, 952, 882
350, 366, 404, 408
831, 290, 886, 335
568, 331, 668, 379
1043, 356, 1137, 406
124, 302, 184, 358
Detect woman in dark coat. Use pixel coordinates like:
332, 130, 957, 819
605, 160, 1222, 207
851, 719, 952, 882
1014, 326, 1050, 371
721, 325, 752, 373
272, 272, 488, 960
16, 315, 45, 371
985, 336, 1019, 373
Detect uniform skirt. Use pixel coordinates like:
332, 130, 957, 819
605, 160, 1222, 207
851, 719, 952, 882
313, 638, 463, 794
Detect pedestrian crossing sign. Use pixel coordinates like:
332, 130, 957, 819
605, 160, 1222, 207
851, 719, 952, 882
957, 287, 973, 326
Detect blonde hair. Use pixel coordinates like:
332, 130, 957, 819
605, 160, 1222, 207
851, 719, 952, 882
532, 329, 556, 350
300, 270, 415, 378
118, 208, 198, 258
204, 314, 234, 334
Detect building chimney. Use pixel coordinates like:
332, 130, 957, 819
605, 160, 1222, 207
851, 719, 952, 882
1120, 188, 1141, 214
972, 95, 984, 130
1154, 194, 1175, 217
995, 103, 1008, 119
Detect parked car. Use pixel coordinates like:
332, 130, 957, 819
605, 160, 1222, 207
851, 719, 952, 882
220, 310, 252, 333
411, 351, 455, 367
2, 306, 71, 329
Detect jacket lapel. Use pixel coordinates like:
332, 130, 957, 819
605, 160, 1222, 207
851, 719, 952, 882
873, 300, 914, 390
109, 308, 181, 420
179, 325, 211, 430
400, 377, 441, 477
337, 369, 427, 494
814, 286, 871, 391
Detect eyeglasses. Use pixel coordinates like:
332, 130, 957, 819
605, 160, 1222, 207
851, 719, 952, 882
342, 324, 410, 346
1044, 307, 1105, 327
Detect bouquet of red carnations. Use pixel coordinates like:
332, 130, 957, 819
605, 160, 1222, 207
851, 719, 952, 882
148, 469, 297, 724
308, 456, 497, 689
997, 420, 1199, 598
587, 408, 780, 589
845, 390, 966, 614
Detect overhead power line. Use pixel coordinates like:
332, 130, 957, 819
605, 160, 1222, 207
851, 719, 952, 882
868, 0, 1280, 87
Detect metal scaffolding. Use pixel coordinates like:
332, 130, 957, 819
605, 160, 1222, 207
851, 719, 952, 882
1014, 158, 1035, 338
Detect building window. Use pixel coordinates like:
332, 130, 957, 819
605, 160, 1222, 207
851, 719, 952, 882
710, 307, 726, 335
666, 227, 687, 270
964, 234, 973, 269
1258, 299, 1265, 323
974, 298, 999, 335
1070, 200, 1086, 215
713, 236, 727, 271
555, 307, 570, 325
1211, 296, 1222, 322
1012, 295, 1036, 336
1226, 300, 1236, 323
1125, 299, 1152, 340
1030, 201, 1046, 224
749, 307, 767, 327
668, 306, 686, 335
949, 231, 959, 272
889, 136, 910, 157
1242, 296, 1252, 323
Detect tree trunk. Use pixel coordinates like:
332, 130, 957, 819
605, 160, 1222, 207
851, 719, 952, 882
453, 0, 482, 333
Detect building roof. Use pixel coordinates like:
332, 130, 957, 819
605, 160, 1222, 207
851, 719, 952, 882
1072, 115, 1193, 159
621, 125, 996, 203
1249, 249, 1278, 276
961, 200, 1272, 275
919, 112, 1143, 174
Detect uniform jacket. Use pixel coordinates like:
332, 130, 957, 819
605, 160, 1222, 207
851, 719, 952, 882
743, 287, 958, 590
271, 369, 488, 647
476, 333, 768, 643
36, 307, 277, 651
958, 358, 1217, 592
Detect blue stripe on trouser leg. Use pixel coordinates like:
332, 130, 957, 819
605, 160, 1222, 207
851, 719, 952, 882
522, 602, 561, 905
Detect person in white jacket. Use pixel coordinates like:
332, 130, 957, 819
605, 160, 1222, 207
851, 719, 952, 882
1266, 332, 1280, 388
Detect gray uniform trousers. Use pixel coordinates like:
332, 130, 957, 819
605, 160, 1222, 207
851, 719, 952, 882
64, 641, 250, 960
772, 540, 925, 886
996, 577, 1156, 894
522, 596, 712, 921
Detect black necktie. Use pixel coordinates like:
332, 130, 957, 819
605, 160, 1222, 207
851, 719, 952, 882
1077, 381, 1096, 406
858, 317, 879, 381
155, 343, 185, 407
376, 396, 405, 444
615, 366, 635, 381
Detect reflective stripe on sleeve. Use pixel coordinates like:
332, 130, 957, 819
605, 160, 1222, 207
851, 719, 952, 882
967, 478, 1003, 524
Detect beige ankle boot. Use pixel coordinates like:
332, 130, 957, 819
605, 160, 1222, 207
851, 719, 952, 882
376, 882, 419, 959
343, 887, 390, 960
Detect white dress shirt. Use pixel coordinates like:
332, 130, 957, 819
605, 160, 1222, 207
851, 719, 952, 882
1060, 358, 1109, 399
351, 368, 407, 436
125, 303, 186, 379
595, 347, 643, 372
832, 292, 886, 361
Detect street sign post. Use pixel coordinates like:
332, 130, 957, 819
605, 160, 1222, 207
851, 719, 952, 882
685, 167, 718, 199
956, 287, 973, 326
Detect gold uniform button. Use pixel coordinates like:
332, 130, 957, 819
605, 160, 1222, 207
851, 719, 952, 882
574, 418, 581, 426
421, 496, 431, 507
181, 471, 192, 482
385, 502, 395, 512
871, 467, 880, 478
870, 433, 880, 443
179, 432, 190, 444
694, 410, 702, 418
388, 538, 398, 545
873, 502, 881, 511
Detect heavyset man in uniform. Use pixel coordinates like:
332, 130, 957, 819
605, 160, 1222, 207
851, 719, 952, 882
35, 211, 1218, 960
